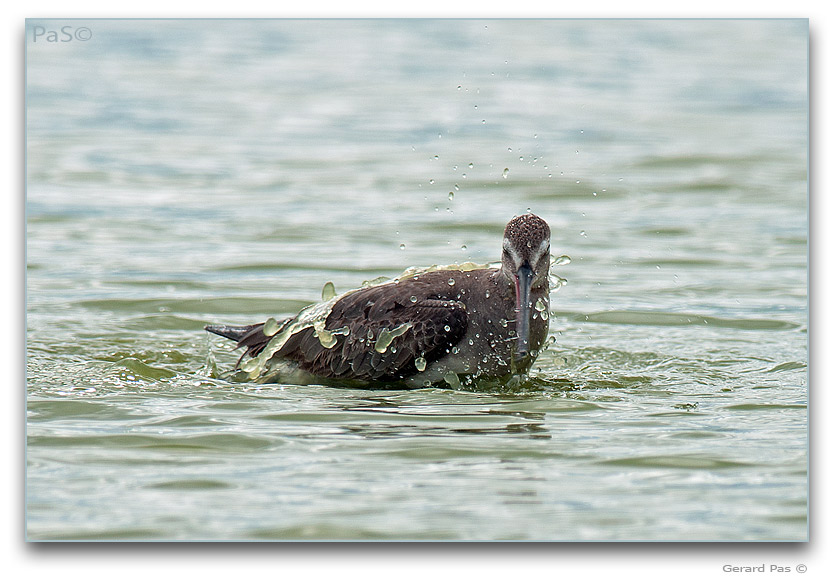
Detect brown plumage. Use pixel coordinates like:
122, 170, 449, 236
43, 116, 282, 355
206, 213, 552, 386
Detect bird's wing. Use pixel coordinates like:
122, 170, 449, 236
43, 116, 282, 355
277, 281, 468, 381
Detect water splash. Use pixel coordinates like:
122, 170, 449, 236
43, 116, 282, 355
314, 320, 350, 349
444, 371, 461, 388
535, 297, 549, 320
374, 323, 412, 354
263, 317, 282, 337
321, 281, 336, 301
550, 275, 568, 292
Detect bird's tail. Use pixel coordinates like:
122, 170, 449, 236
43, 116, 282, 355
205, 319, 293, 367
204, 323, 261, 343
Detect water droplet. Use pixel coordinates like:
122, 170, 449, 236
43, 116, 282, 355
579, 230, 587, 237
550, 275, 567, 291
443, 371, 461, 388
481, 120, 486, 124
429, 179, 435, 184
535, 298, 549, 320
457, 85, 462, 90
317, 328, 336, 348
444, 325, 451, 332
410, 295, 418, 303
468, 162, 474, 169
448, 278, 455, 286
468, 338, 474, 345
240, 359, 259, 373
415, 357, 427, 372
553, 255, 571, 266
499, 319, 508, 328
263, 317, 281, 336
484, 290, 490, 298
454, 183, 460, 190
374, 323, 412, 353
592, 191, 598, 196
433, 155, 439, 160
519, 156, 524, 161
502, 168, 509, 179
448, 191, 454, 201
321, 281, 336, 301
462, 173, 467, 179
474, 104, 478, 109
399, 243, 406, 250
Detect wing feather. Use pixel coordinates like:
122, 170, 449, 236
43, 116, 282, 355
275, 280, 468, 381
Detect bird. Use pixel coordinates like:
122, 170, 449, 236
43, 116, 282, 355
205, 213, 553, 387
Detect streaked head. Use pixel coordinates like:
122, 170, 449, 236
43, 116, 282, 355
500, 213, 551, 359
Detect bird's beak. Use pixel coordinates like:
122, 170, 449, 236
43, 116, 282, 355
514, 263, 534, 359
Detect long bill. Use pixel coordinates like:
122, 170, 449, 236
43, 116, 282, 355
514, 264, 534, 359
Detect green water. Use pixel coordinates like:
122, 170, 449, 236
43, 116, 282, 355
25, 19, 807, 540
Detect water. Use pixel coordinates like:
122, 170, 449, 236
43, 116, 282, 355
25, 19, 807, 541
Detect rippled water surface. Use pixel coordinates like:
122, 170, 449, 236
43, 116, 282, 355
25, 19, 807, 541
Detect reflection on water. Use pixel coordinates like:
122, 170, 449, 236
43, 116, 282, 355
26, 19, 806, 540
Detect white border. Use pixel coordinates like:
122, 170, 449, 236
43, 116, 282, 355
7, 2, 828, 579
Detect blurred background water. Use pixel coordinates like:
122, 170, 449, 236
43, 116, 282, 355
25, 19, 807, 540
